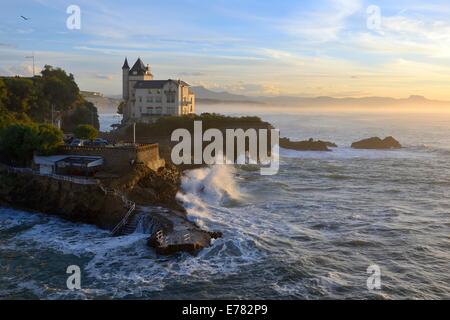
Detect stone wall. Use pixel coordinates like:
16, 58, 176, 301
59, 144, 165, 174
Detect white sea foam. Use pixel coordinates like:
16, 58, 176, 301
176, 165, 242, 227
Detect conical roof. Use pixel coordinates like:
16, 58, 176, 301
129, 58, 147, 75
122, 57, 129, 69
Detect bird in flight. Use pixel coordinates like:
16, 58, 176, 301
20, 15, 30, 20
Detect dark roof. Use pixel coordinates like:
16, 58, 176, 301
122, 57, 129, 69
134, 79, 190, 89
129, 58, 147, 75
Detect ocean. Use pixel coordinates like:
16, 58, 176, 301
1, 106, 449, 299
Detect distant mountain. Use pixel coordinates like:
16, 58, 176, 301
191, 86, 261, 104
261, 95, 450, 107
192, 86, 450, 107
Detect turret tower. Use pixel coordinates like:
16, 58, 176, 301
122, 57, 130, 100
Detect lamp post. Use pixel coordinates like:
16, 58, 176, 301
25, 52, 35, 76
133, 122, 136, 145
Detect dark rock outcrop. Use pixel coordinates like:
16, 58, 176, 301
111, 164, 183, 210
351, 136, 401, 149
145, 210, 221, 255
280, 137, 337, 151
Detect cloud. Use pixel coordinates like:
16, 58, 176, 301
280, 0, 363, 42
94, 73, 114, 80
16, 28, 34, 34
0, 64, 34, 77
349, 12, 450, 58
177, 71, 206, 77
0, 43, 16, 48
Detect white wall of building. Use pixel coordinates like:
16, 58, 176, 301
130, 81, 195, 122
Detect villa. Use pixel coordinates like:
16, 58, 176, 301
121, 57, 195, 124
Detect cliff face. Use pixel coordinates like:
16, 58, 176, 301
110, 164, 182, 209
0, 170, 126, 229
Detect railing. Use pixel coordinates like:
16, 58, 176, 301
99, 184, 136, 236
5, 167, 33, 174
61, 143, 158, 151
44, 173, 99, 185
5, 166, 99, 185
111, 202, 136, 236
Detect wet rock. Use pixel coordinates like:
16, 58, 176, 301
280, 137, 336, 151
351, 136, 401, 149
208, 231, 223, 239
145, 209, 223, 255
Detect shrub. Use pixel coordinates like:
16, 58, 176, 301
74, 124, 98, 140
0, 123, 64, 166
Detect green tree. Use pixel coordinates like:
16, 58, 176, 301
40, 65, 80, 112
0, 79, 6, 109
1, 66, 100, 130
0, 123, 39, 166
36, 124, 64, 155
0, 123, 64, 166
74, 124, 98, 140
2, 77, 36, 113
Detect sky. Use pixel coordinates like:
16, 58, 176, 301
1, 0, 450, 99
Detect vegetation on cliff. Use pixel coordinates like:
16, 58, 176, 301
280, 137, 337, 151
0, 123, 64, 166
125, 113, 266, 137
0, 65, 99, 131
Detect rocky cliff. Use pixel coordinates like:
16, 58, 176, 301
0, 169, 125, 229
0, 164, 219, 255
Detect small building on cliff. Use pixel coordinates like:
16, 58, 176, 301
33, 155, 104, 176
59, 143, 165, 174
32, 143, 164, 178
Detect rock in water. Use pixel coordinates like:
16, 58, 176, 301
280, 137, 337, 151
351, 136, 401, 149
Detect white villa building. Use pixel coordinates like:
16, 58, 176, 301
122, 57, 195, 123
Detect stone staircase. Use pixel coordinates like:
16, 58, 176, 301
113, 212, 142, 236
98, 184, 137, 236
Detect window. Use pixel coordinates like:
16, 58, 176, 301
156, 97, 162, 103
139, 97, 142, 103
165, 91, 176, 103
